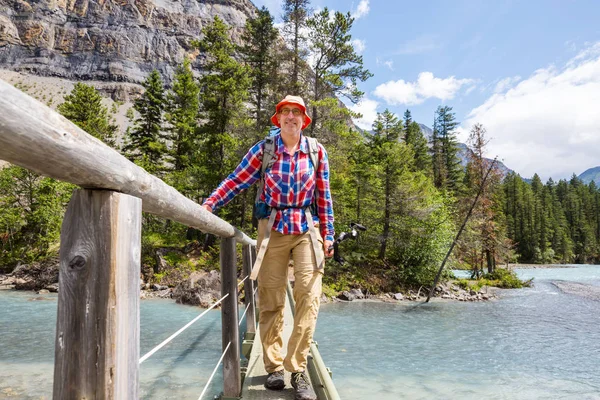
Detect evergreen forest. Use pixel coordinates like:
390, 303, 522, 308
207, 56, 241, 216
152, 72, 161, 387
1, 2, 599, 294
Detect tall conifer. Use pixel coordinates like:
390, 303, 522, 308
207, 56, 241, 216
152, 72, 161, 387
123, 70, 166, 174
240, 7, 281, 132
282, 0, 311, 95
58, 82, 117, 147
166, 58, 200, 172
194, 15, 251, 218
305, 8, 372, 135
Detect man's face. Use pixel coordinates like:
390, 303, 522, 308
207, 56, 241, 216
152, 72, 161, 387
277, 105, 305, 134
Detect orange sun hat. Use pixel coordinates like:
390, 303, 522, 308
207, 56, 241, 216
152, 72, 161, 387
270, 95, 312, 130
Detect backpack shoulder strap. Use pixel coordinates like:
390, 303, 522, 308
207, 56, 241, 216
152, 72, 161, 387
305, 136, 321, 208
262, 135, 277, 174
306, 136, 320, 173
255, 135, 278, 204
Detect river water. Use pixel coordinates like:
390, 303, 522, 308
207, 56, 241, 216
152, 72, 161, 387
1, 266, 600, 399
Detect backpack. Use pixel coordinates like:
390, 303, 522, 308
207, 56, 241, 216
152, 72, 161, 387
254, 128, 320, 214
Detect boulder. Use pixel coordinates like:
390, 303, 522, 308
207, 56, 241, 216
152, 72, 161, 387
172, 270, 221, 308
45, 283, 59, 292
393, 292, 403, 301
337, 291, 356, 301
349, 288, 364, 300
11, 257, 59, 291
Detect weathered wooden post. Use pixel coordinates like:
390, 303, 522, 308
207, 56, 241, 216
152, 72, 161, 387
53, 189, 141, 399
242, 244, 256, 335
220, 237, 241, 398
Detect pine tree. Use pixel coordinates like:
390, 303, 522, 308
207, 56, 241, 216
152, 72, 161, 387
404, 116, 430, 173
461, 123, 505, 273
282, 0, 311, 95
194, 15, 251, 219
165, 58, 200, 172
240, 7, 281, 132
58, 82, 117, 147
123, 70, 166, 174
432, 105, 462, 193
430, 117, 444, 188
306, 7, 373, 135
371, 109, 404, 259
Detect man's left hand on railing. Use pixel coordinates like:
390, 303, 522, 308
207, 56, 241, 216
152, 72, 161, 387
202, 204, 213, 214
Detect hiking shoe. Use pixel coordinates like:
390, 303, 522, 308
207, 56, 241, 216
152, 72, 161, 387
291, 371, 316, 400
264, 370, 285, 390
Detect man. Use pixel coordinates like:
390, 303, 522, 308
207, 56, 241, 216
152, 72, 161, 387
202, 95, 334, 400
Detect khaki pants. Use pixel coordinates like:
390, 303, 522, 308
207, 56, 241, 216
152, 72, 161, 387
256, 219, 324, 373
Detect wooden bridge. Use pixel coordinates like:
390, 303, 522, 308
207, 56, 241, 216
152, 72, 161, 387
0, 79, 340, 399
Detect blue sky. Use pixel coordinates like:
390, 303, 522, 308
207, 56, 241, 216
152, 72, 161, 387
251, 0, 600, 181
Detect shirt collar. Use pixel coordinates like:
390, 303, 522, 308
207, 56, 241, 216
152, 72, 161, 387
275, 133, 308, 155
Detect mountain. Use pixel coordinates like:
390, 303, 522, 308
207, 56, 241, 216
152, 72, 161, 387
578, 167, 600, 185
417, 124, 514, 177
0, 0, 258, 99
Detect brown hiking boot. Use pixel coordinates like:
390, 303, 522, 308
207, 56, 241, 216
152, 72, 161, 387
291, 371, 316, 400
264, 370, 285, 390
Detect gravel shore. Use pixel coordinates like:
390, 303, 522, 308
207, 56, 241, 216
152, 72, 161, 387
506, 263, 578, 269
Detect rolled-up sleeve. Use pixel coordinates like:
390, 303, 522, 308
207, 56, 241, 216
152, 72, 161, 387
202, 142, 263, 211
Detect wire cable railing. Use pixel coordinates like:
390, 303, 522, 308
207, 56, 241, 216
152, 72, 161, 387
0, 79, 259, 399
139, 293, 230, 364
198, 341, 232, 400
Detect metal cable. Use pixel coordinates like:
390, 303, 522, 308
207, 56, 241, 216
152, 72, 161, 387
139, 293, 229, 364
197, 341, 231, 400
238, 303, 251, 327
238, 275, 249, 287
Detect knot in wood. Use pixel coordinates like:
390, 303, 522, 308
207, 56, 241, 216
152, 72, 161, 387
68, 255, 86, 270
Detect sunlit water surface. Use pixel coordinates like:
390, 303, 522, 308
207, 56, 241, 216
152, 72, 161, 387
2, 266, 600, 399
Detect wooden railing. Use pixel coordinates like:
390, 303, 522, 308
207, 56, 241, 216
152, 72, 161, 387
0, 79, 256, 399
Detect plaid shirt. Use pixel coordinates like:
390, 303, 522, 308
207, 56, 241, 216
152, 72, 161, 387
202, 133, 335, 242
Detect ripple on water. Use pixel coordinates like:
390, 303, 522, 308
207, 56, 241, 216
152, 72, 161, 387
315, 276, 600, 399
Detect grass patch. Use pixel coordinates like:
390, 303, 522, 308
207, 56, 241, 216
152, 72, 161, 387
456, 268, 532, 290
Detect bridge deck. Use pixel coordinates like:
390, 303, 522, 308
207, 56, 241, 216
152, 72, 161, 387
241, 294, 309, 400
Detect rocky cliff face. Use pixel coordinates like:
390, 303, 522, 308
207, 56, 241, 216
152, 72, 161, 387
0, 0, 257, 86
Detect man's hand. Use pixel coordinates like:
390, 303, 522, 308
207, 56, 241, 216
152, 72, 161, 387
202, 204, 213, 213
324, 240, 334, 258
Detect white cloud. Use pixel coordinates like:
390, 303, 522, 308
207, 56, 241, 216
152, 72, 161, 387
352, 0, 370, 20
376, 58, 394, 70
352, 39, 366, 53
463, 42, 600, 180
493, 76, 521, 93
373, 72, 474, 105
349, 98, 379, 130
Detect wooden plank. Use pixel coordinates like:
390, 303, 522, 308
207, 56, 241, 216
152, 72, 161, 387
53, 189, 141, 399
0, 79, 254, 246
243, 244, 256, 335
221, 237, 241, 398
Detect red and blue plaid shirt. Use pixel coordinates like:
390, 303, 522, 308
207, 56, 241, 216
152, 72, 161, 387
202, 133, 335, 242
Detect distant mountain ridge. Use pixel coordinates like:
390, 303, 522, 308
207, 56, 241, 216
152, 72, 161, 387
417, 124, 514, 177
578, 167, 600, 185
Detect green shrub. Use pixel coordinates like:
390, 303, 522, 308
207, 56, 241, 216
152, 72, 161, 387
483, 268, 532, 289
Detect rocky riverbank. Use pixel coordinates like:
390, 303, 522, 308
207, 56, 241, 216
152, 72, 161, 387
333, 281, 497, 303
1, 258, 497, 304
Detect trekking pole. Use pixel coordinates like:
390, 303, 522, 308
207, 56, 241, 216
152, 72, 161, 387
425, 157, 498, 303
